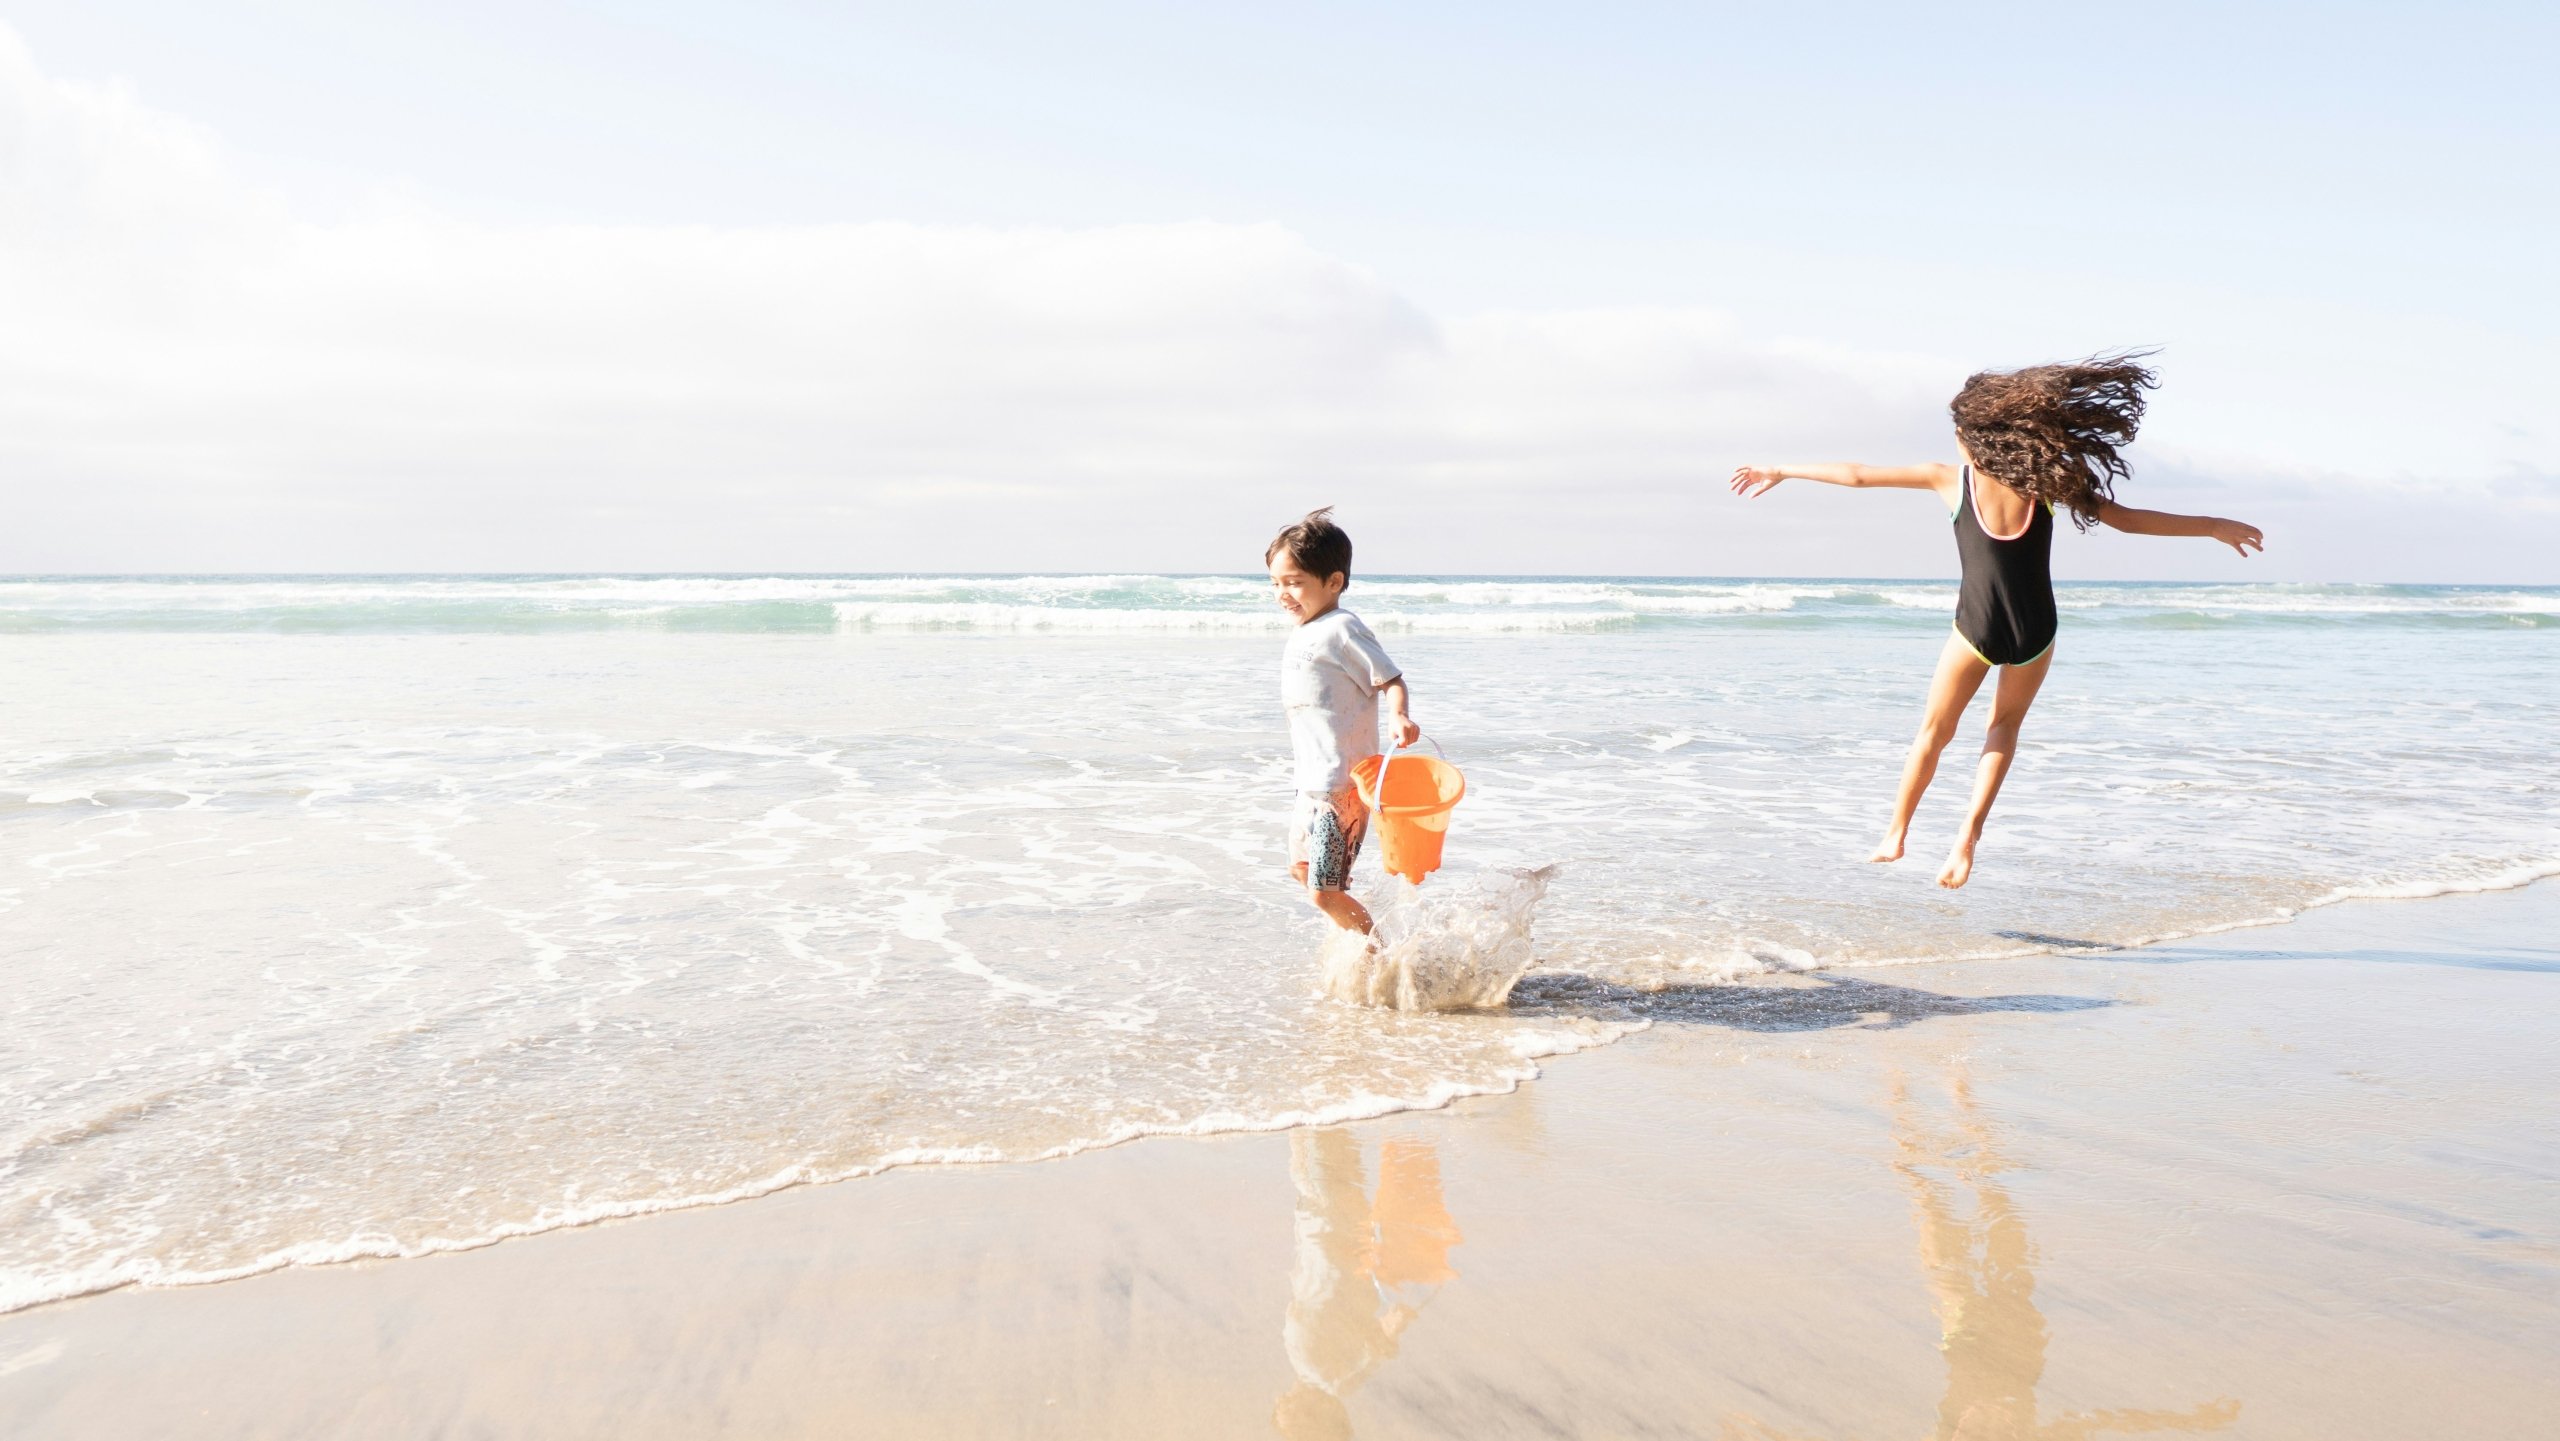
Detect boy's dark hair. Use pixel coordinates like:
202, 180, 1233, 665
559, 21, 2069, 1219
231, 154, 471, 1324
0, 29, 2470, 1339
1265, 507, 1353, 581
1950, 352, 2157, 530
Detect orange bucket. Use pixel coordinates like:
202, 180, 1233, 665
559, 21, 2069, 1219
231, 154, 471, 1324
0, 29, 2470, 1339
1352, 744, 1466, 885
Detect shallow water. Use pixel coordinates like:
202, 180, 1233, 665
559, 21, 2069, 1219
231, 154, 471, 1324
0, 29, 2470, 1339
2, 575, 2554, 1312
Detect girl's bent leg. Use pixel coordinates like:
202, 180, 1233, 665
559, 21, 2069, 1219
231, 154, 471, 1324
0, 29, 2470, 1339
1877, 632, 1993, 862
1938, 646, 2055, 889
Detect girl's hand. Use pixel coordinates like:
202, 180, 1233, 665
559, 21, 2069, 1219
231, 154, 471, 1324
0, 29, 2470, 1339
2210, 519, 2265, 557
1729, 465, 1785, 498
1392, 716, 1421, 749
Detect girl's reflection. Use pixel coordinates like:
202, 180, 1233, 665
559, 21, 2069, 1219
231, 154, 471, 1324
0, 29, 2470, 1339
1272, 1129, 1462, 1440
1894, 1070, 2238, 1440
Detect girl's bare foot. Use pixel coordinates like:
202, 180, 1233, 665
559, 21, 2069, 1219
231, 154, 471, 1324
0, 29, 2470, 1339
1937, 837, 1978, 889
1870, 831, 1906, 863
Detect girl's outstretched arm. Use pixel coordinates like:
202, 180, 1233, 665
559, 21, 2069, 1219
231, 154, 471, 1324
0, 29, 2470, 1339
1730, 463, 1958, 503
2094, 501, 2265, 557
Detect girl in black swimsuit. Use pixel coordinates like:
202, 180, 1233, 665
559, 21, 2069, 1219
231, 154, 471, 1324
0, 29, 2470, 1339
1729, 354, 2264, 889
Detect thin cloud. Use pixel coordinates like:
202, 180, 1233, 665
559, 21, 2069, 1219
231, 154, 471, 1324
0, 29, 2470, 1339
0, 25, 2549, 580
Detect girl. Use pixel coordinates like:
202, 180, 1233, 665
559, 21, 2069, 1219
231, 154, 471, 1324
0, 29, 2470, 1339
1730, 354, 2263, 889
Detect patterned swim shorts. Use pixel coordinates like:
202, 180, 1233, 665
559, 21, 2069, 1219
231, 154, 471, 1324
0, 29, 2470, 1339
1288, 787, 1369, 893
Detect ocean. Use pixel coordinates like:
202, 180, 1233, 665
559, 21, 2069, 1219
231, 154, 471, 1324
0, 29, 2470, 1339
3, 574, 2554, 1313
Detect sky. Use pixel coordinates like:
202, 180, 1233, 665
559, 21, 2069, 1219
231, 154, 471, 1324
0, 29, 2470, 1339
1, 1, 2553, 579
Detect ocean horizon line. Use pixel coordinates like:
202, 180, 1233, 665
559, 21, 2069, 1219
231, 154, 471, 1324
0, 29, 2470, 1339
5, 571, 2556, 589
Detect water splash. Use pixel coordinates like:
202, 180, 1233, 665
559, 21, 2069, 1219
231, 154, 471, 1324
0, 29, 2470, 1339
1320, 867, 1557, 1012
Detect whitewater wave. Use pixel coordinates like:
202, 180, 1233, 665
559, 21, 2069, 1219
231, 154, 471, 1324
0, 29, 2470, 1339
4, 574, 2554, 634
829, 602, 1641, 633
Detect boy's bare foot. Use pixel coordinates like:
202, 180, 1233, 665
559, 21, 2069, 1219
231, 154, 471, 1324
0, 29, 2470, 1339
1937, 838, 1977, 889
1869, 832, 1906, 863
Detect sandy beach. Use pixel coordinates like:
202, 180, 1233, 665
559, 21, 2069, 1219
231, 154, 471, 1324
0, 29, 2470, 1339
5, 881, 2553, 1439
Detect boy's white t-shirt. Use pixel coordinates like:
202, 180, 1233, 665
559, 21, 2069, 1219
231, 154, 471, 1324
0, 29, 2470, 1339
1282, 607, 1402, 798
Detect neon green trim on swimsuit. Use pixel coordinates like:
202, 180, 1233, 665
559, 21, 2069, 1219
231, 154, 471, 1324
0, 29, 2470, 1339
1951, 621, 1994, 666
1951, 621, 2055, 668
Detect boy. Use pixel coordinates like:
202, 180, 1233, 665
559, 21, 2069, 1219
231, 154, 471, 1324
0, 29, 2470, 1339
1266, 508, 1419, 934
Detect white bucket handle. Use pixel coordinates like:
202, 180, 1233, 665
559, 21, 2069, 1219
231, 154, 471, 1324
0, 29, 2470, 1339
1361, 733, 1446, 814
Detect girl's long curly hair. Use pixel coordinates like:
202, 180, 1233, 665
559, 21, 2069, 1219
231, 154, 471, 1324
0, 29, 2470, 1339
1950, 353, 2157, 530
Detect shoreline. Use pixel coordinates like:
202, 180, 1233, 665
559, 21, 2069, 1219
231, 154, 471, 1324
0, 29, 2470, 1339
6, 879, 2557, 1437
9, 861, 2557, 1321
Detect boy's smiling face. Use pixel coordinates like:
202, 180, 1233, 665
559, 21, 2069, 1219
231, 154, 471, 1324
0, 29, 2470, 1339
1268, 554, 1346, 625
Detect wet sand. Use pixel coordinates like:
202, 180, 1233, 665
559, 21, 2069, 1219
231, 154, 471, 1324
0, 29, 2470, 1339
4, 883, 2556, 1439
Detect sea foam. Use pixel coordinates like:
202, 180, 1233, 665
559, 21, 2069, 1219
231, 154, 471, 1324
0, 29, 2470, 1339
6, 574, 2552, 634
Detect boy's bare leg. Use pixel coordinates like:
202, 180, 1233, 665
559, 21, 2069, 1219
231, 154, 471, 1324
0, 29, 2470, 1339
1293, 862, 1373, 935
1939, 646, 2054, 889
1311, 888, 1374, 934
1876, 631, 1992, 862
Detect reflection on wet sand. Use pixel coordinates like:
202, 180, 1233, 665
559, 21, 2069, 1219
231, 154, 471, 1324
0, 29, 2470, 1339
1887, 1069, 2239, 1441
1273, 1130, 1462, 1440
1271, 1069, 2240, 1440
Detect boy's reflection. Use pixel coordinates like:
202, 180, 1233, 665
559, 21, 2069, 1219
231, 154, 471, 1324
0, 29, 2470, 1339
1272, 1129, 1462, 1440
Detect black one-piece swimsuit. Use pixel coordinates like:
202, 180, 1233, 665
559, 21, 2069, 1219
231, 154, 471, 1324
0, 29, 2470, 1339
1952, 464, 2058, 666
